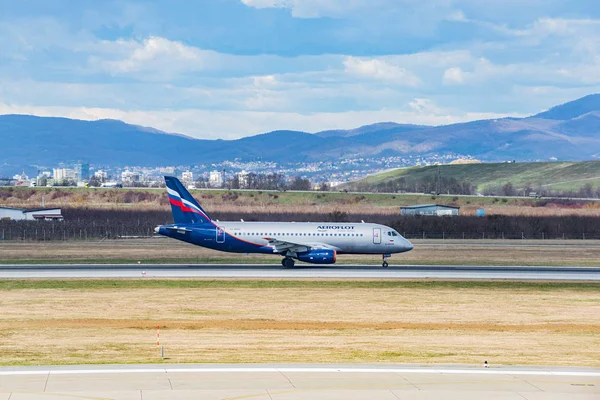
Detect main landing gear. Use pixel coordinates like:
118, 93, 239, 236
382, 253, 391, 268
282, 257, 295, 268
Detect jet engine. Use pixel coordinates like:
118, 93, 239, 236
296, 249, 337, 264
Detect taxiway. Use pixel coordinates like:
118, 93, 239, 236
1, 364, 598, 399
0, 264, 599, 280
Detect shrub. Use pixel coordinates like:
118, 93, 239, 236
327, 210, 348, 222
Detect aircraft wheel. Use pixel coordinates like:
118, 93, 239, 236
382, 261, 389, 268
283, 257, 295, 268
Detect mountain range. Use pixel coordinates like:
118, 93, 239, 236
2, 94, 600, 176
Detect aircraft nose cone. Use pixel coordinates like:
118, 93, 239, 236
154, 226, 160, 234
403, 238, 414, 252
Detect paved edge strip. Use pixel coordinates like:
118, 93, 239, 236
2, 264, 600, 270
1, 367, 599, 377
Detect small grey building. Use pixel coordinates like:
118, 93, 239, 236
400, 204, 460, 216
0, 207, 63, 221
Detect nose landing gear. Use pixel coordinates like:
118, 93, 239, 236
382, 253, 391, 268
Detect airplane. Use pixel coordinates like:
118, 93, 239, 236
155, 176, 413, 267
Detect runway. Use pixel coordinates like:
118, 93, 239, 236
1, 364, 598, 399
1, 264, 599, 280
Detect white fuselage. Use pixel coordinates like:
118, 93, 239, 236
214, 221, 413, 254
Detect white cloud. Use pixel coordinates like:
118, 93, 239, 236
94, 36, 210, 76
343, 57, 421, 86
446, 10, 468, 22
407, 98, 441, 114
442, 67, 466, 85
252, 75, 278, 87
511, 18, 600, 39
240, 0, 396, 18
3, 12, 600, 139
240, 0, 287, 8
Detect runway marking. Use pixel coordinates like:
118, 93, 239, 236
1, 367, 599, 377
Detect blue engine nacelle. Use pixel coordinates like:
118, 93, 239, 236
296, 249, 337, 264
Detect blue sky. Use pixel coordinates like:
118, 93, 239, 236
1, 0, 600, 139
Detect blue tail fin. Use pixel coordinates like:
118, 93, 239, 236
164, 176, 211, 224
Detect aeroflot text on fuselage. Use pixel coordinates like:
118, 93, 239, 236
317, 225, 355, 230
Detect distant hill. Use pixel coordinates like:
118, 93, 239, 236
315, 122, 429, 138
2, 93, 600, 175
531, 94, 600, 120
344, 161, 600, 194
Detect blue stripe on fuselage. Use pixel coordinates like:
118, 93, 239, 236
158, 224, 274, 254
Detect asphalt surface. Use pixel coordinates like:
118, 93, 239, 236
1, 364, 598, 399
1, 264, 599, 280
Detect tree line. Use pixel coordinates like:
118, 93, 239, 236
192, 173, 317, 191
347, 176, 600, 199
350, 176, 476, 195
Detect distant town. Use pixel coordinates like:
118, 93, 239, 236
3, 153, 479, 190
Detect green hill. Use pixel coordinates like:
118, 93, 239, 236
346, 161, 600, 195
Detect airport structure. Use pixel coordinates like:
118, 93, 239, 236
400, 204, 460, 216
0, 206, 63, 221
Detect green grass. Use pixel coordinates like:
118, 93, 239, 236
349, 161, 600, 193
1, 279, 598, 291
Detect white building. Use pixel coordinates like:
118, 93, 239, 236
94, 170, 108, 182
121, 170, 140, 183
237, 170, 249, 188
53, 168, 76, 183
209, 170, 223, 187
0, 207, 63, 221
13, 172, 29, 182
160, 167, 176, 175
182, 171, 194, 185
328, 181, 344, 188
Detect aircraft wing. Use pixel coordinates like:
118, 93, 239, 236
263, 237, 337, 254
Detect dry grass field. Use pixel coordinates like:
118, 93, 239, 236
2, 238, 600, 266
1, 280, 598, 366
4, 186, 600, 216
